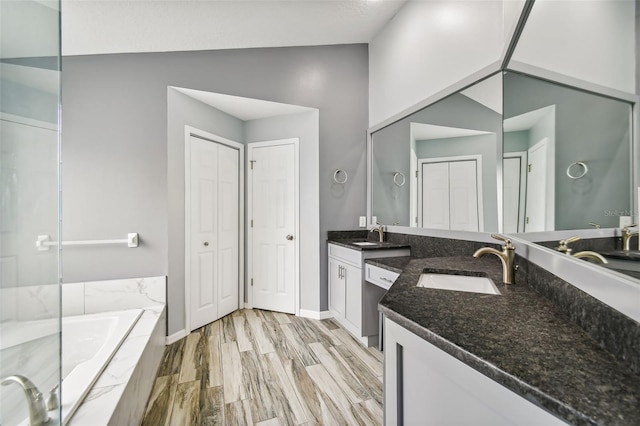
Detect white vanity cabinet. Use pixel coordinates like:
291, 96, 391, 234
384, 318, 567, 426
328, 243, 409, 346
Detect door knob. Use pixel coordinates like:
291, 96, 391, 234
204, 242, 209, 246
286, 234, 294, 240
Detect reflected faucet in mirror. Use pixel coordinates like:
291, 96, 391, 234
370, 223, 385, 242
555, 236, 608, 264
473, 234, 516, 284
622, 225, 638, 251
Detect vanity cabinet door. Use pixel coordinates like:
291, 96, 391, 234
328, 257, 346, 317
344, 262, 362, 330
384, 318, 567, 426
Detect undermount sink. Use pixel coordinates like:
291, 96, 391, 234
417, 273, 500, 295
352, 241, 378, 246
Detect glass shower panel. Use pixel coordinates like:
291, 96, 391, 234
0, 1, 61, 425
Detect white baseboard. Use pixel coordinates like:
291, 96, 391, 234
165, 329, 187, 345
244, 302, 252, 309
298, 309, 333, 320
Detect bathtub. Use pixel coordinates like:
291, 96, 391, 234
60, 309, 143, 424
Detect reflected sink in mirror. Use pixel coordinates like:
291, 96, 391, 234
417, 273, 501, 295
352, 241, 378, 246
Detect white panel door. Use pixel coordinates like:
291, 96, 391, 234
189, 136, 239, 331
503, 155, 524, 233
216, 144, 240, 318
449, 160, 479, 232
250, 142, 296, 314
421, 162, 450, 229
525, 140, 548, 232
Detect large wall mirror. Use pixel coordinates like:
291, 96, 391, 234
368, 0, 638, 281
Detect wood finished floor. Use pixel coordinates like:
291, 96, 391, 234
141, 309, 384, 425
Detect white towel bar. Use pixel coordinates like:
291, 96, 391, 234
36, 233, 139, 251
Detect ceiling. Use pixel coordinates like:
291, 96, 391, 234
411, 123, 492, 141
61, 0, 407, 56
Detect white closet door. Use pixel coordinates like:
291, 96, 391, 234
503, 156, 523, 233
525, 140, 548, 232
449, 160, 479, 232
421, 162, 450, 229
189, 136, 239, 331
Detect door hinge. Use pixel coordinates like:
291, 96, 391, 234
250, 219, 253, 228
415, 170, 418, 178
250, 160, 256, 170
528, 164, 532, 172
526, 216, 530, 224
251, 278, 254, 286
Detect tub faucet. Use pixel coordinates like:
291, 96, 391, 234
1, 375, 50, 425
370, 223, 385, 242
622, 225, 638, 251
473, 234, 516, 284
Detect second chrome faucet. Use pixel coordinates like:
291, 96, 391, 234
473, 234, 516, 284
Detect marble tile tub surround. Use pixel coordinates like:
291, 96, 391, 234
378, 256, 640, 426
0, 276, 166, 322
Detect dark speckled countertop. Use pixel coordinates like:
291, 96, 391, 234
601, 249, 640, 261
327, 238, 411, 252
374, 255, 640, 426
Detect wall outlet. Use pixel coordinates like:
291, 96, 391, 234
359, 216, 367, 228
372, 216, 378, 225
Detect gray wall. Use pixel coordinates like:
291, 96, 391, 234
371, 93, 502, 228
416, 133, 499, 231
504, 72, 632, 230
61, 44, 368, 334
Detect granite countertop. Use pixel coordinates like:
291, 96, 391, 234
327, 238, 411, 252
601, 249, 640, 261
376, 255, 640, 426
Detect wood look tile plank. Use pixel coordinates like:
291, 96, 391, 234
263, 352, 308, 425
272, 311, 292, 324
367, 346, 384, 363
320, 318, 341, 330
288, 317, 319, 344
281, 323, 320, 367
198, 386, 225, 425
225, 399, 253, 426
141, 374, 178, 426
206, 323, 223, 388
305, 364, 360, 426
352, 399, 383, 426
245, 309, 276, 354
301, 316, 343, 347
221, 313, 237, 343
332, 345, 383, 404
262, 318, 296, 361
157, 338, 185, 377
233, 311, 254, 352
221, 341, 248, 403
255, 417, 282, 426
282, 357, 335, 426
239, 349, 279, 422
331, 328, 383, 376
308, 342, 368, 404
169, 380, 200, 426
178, 332, 204, 384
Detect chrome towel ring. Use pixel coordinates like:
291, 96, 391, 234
393, 172, 406, 187
333, 169, 348, 184
566, 161, 588, 179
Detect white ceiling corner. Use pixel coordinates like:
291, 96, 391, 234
61, 0, 408, 56
411, 123, 492, 141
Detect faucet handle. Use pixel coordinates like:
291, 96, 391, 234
490, 234, 514, 249
556, 236, 580, 253
588, 222, 601, 229
623, 224, 638, 232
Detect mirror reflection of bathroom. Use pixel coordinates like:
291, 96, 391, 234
371, 74, 502, 232
503, 71, 633, 233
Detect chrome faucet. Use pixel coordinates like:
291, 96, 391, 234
370, 223, 384, 242
622, 224, 638, 251
1, 375, 50, 426
555, 236, 608, 264
473, 234, 516, 284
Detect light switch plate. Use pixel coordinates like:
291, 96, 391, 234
359, 216, 367, 227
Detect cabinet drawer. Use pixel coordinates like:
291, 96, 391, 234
328, 243, 361, 267
365, 264, 400, 290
